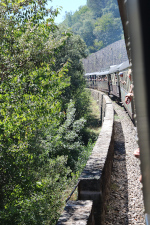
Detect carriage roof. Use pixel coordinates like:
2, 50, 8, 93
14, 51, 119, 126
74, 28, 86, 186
117, 60, 130, 71
84, 60, 130, 77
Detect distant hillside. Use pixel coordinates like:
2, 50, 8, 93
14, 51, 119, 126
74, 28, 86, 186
82, 39, 128, 73
59, 0, 123, 54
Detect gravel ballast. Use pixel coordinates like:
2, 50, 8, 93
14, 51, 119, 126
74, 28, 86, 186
104, 101, 145, 225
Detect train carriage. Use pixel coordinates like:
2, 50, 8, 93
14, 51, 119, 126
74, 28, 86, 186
84, 72, 97, 89
84, 59, 133, 120
96, 70, 109, 93
118, 60, 134, 119
85, 0, 150, 221
117, 0, 150, 223
85, 71, 109, 92
111, 63, 134, 122
108, 64, 120, 98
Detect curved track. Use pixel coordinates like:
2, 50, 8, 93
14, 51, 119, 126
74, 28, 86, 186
104, 101, 145, 224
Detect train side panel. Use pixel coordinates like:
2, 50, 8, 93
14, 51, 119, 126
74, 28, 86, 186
119, 69, 134, 119
109, 73, 120, 98
120, 87, 133, 118
97, 78, 109, 93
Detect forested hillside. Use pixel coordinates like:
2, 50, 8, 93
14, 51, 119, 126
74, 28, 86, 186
0, 1, 98, 224
60, 0, 123, 53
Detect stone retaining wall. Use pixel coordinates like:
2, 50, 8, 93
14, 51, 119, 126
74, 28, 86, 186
57, 200, 95, 225
56, 90, 114, 225
82, 39, 128, 73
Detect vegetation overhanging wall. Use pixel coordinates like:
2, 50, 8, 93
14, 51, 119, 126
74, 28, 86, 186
57, 90, 114, 225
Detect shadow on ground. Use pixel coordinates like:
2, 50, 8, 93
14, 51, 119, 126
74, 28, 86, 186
104, 118, 129, 224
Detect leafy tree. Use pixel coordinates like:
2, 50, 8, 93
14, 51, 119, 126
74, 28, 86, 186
87, 0, 103, 17
94, 12, 123, 47
102, 0, 120, 17
60, 0, 123, 53
42, 100, 87, 171
72, 22, 83, 34
0, 0, 92, 224
79, 20, 95, 47
64, 12, 73, 27
0, 0, 100, 223
51, 29, 90, 120
62, 5, 91, 28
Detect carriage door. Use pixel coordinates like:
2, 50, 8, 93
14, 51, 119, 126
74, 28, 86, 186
116, 73, 120, 96
108, 74, 112, 94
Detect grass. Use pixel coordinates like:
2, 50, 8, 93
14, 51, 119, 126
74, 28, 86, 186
86, 95, 102, 136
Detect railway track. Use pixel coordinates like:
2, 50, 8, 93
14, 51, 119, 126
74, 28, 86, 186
104, 101, 145, 224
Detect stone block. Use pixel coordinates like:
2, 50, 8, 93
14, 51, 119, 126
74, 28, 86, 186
56, 200, 95, 225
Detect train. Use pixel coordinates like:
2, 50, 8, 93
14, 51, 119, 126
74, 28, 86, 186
85, 0, 150, 223
84, 59, 135, 122
117, 0, 150, 224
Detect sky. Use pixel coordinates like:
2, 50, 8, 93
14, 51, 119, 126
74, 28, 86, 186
48, 0, 87, 24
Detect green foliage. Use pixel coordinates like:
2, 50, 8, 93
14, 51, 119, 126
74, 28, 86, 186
0, 155, 72, 225
60, 0, 123, 53
102, 0, 120, 17
79, 19, 95, 47
94, 13, 122, 47
62, 5, 91, 28
42, 100, 87, 171
0, 0, 95, 224
51, 28, 90, 120
87, 0, 103, 17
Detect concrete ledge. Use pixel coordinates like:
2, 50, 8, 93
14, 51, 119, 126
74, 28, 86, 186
78, 90, 114, 225
56, 200, 95, 225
